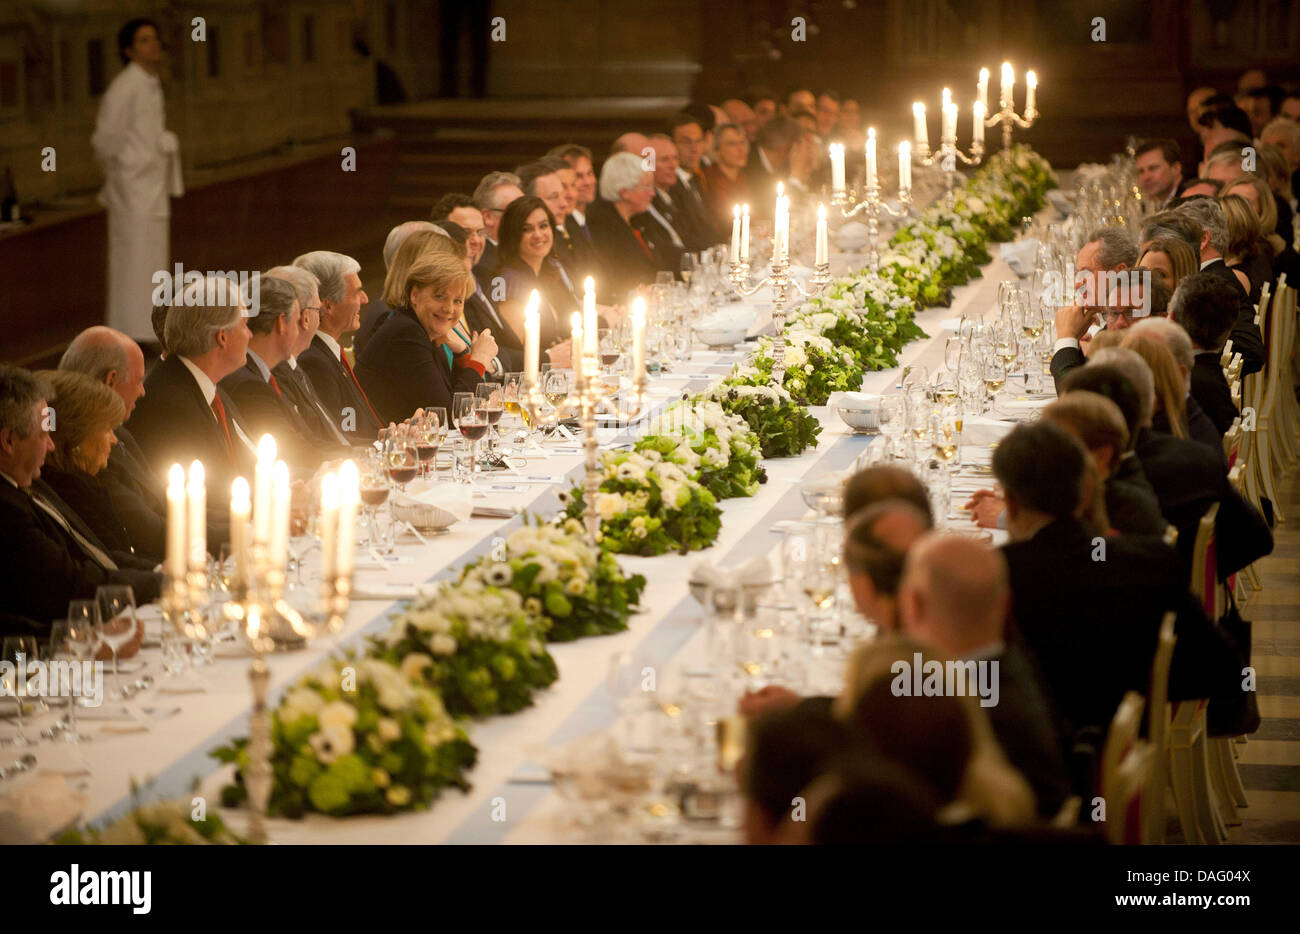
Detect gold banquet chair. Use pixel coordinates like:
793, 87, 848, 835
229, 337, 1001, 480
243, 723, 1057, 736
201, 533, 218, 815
1241, 285, 1284, 524
1144, 611, 1176, 845
1267, 280, 1299, 470
1101, 692, 1152, 846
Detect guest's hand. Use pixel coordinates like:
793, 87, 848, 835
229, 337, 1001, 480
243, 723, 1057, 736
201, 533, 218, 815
446, 328, 470, 355
1054, 304, 1094, 341
469, 329, 498, 367
545, 340, 573, 369
964, 489, 1005, 528
738, 685, 802, 718
1080, 330, 1096, 358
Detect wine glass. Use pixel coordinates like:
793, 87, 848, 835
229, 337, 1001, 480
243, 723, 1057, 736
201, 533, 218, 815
475, 383, 504, 456
95, 585, 138, 699
983, 356, 1008, 415
1, 636, 38, 747
930, 407, 961, 470
598, 329, 621, 376
500, 371, 526, 446
359, 455, 392, 553
542, 368, 572, 419
453, 392, 489, 475
384, 431, 419, 493
48, 621, 96, 746
679, 252, 697, 289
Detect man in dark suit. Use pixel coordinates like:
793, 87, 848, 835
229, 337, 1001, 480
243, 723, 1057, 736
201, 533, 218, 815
219, 274, 335, 475
1049, 229, 1145, 391
668, 112, 722, 245
897, 533, 1071, 818
1128, 314, 1226, 453
0, 366, 161, 627
1170, 273, 1241, 435
646, 134, 711, 255
587, 152, 661, 300
58, 326, 229, 559
994, 421, 1239, 744
126, 275, 258, 496
470, 171, 523, 292
744, 116, 805, 215
293, 251, 384, 441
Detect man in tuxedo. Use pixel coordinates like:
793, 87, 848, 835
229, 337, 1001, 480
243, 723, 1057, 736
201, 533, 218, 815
995, 421, 1238, 746
668, 113, 721, 245
58, 326, 229, 560
646, 134, 712, 254
470, 171, 523, 290
897, 533, 1070, 818
549, 143, 598, 228
587, 152, 660, 299
263, 264, 355, 451
744, 86, 778, 131
1049, 228, 1141, 391
745, 116, 804, 213
126, 274, 257, 495
219, 274, 335, 473
0, 366, 161, 625
293, 251, 383, 442
843, 499, 931, 634
1174, 197, 1265, 374
629, 136, 689, 275
1162, 277, 1239, 434
1127, 315, 1224, 453
1135, 139, 1183, 212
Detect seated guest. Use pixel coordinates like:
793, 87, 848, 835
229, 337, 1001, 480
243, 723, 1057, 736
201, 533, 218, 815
547, 144, 597, 230
1051, 270, 1170, 394
517, 158, 571, 237
994, 421, 1237, 744
1118, 332, 1194, 442
126, 275, 256, 493
744, 116, 803, 209
896, 534, 1071, 818
1049, 227, 1139, 389
634, 135, 693, 269
218, 274, 336, 473
1203, 140, 1253, 185
429, 211, 522, 376
802, 757, 942, 846
843, 499, 931, 632
586, 153, 660, 301
744, 86, 777, 130
1175, 197, 1266, 374
355, 251, 494, 425
0, 366, 161, 626
1221, 172, 1298, 282
702, 123, 752, 229
667, 113, 720, 242
38, 370, 146, 560
1253, 141, 1296, 254
1174, 176, 1223, 200
1157, 279, 1239, 435
842, 463, 933, 523
470, 171, 524, 291
1196, 99, 1252, 170
1137, 235, 1199, 291
494, 195, 576, 367
263, 265, 353, 449
1217, 193, 1270, 302
356, 220, 442, 357
293, 251, 383, 443
384, 228, 474, 370
1134, 139, 1183, 211
1125, 316, 1222, 452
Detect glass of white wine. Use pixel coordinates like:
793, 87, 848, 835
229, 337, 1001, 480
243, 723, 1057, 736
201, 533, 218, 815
982, 356, 1007, 415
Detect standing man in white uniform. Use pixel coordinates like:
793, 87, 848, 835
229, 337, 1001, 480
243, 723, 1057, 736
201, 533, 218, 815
92, 19, 184, 344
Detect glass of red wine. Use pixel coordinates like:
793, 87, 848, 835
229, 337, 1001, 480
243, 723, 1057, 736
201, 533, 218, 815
359, 453, 392, 551
414, 407, 446, 479
453, 391, 489, 476
385, 432, 419, 493
475, 383, 504, 454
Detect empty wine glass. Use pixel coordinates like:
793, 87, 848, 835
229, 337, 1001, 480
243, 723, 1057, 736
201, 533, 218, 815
47, 621, 96, 746
1, 636, 38, 747
95, 585, 137, 698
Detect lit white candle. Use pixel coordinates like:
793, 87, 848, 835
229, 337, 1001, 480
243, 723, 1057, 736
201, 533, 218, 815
829, 142, 846, 194
941, 89, 955, 142
978, 67, 989, 114
913, 102, 928, 151
186, 460, 205, 573
815, 204, 828, 267
570, 312, 585, 391
582, 276, 598, 360
1001, 62, 1014, 108
865, 128, 877, 190
631, 297, 646, 382
523, 290, 540, 387
336, 460, 359, 580
899, 141, 912, 195
166, 463, 186, 580
1025, 70, 1037, 115
319, 472, 339, 585
269, 460, 290, 572
740, 204, 750, 261
773, 183, 788, 262
253, 434, 276, 546
230, 477, 250, 589
973, 100, 986, 146
731, 204, 741, 259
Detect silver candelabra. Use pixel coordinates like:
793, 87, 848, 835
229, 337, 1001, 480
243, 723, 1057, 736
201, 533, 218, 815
727, 254, 833, 385
831, 183, 913, 274
985, 95, 1036, 151
915, 137, 983, 209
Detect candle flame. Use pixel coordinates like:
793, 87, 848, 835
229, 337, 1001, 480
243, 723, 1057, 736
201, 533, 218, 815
1002, 62, 1014, 84
168, 463, 184, 492
339, 459, 359, 502
321, 472, 339, 509
913, 102, 925, 115
584, 276, 594, 295
817, 203, 826, 220
187, 459, 203, 487
1026, 69, 1037, 88
979, 66, 989, 82
742, 203, 749, 216
257, 434, 276, 463
232, 476, 250, 509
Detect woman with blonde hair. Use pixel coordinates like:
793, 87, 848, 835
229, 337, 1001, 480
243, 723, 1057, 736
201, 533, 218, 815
1120, 331, 1188, 439
833, 636, 1037, 827
1137, 234, 1199, 292
382, 229, 474, 367
1217, 192, 1269, 303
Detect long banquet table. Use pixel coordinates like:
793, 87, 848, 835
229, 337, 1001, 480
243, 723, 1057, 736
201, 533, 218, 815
8, 238, 1032, 844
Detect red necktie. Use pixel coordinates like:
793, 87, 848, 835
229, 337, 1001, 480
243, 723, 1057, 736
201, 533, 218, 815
632, 229, 655, 262
268, 373, 282, 397
210, 395, 233, 453
339, 350, 382, 426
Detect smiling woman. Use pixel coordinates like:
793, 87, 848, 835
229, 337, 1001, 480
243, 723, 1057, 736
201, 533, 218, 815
354, 251, 491, 425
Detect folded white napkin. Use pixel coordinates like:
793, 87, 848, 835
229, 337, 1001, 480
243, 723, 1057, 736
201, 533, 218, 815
1046, 190, 1074, 217
834, 221, 870, 251
961, 415, 1015, 445
689, 553, 772, 589
1000, 239, 1039, 277
0, 773, 86, 844
826, 391, 880, 412
391, 481, 473, 528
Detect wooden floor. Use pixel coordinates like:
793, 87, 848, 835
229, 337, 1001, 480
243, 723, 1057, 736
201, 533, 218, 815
1225, 468, 1300, 843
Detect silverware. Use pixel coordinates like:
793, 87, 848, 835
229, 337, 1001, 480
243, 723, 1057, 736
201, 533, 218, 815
0, 753, 37, 781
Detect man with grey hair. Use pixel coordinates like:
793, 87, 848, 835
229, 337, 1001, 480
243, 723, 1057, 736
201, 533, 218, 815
1128, 316, 1223, 451
1050, 228, 1139, 391
587, 152, 659, 297
293, 251, 381, 443
1167, 272, 1242, 437
1175, 196, 1265, 374
0, 364, 162, 627
125, 274, 256, 491
471, 171, 523, 287
1202, 141, 1252, 184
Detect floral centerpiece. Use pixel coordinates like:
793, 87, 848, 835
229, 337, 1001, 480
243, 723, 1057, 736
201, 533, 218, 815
635, 399, 767, 499
561, 449, 722, 555
457, 519, 646, 642
372, 578, 559, 717
54, 797, 245, 845
211, 656, 477, 818
739, 329, 861, 406
702, 378, 822, 458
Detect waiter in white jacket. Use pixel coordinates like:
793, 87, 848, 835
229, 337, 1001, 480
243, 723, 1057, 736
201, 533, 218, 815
92, 19, 184, 343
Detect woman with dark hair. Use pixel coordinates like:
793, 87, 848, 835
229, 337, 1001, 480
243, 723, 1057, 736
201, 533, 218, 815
355, 251, 497, 424
494, 196, 576, 367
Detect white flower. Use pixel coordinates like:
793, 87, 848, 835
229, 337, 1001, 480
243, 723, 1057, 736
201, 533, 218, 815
309, 724, 355, 764
640, 448, 662, 463
377, 717, 402, 742
431, 633, 458, 656
399, 653, 434, 681
486, 563, 513, 586
596, 492, 628, 520
279, 686, 324, 724
317, 700, 358, 730
616, 462, 645, 482
564, 577, 587, 596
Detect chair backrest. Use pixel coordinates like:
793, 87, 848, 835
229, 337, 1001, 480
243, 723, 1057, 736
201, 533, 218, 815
1143, 611, 1177, 845
1101, 691, 1148, 845
1223, 416, 1242, 466
1225, 352, 1243, 384
1191, 501, 1222, 619
1219, 338, 1235, 371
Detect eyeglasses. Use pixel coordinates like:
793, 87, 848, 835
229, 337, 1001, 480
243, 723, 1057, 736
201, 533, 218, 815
1101, 310, 1135, 323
